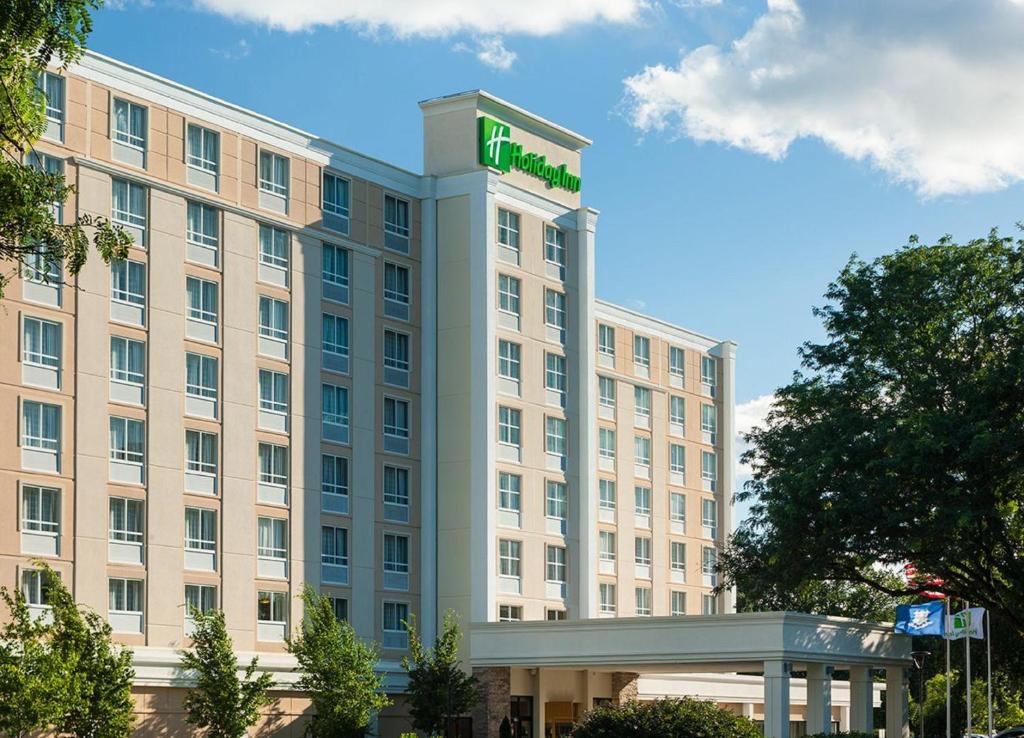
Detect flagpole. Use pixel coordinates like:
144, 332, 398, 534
987, 610, 993, 737
966, 600, 972, 737
946, 598, 952, 738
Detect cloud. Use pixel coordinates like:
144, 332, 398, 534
454, 36, 518, 70
734, 393, 774, 476
623, 0, 1024, 196
191, 0, 646, 36
209, 39, 251, 60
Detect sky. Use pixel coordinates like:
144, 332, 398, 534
90, 0, 1024, 497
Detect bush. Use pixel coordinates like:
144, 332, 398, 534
571, 697, 761, 738
804, 734, 875, 738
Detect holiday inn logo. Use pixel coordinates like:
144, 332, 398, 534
478, 116, 582, 194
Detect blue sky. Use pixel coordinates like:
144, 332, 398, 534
92, 0, 1024, 430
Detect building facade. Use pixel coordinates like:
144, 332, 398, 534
2, 53, 745, 735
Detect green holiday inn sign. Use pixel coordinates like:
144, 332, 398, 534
478, 116, 582, 193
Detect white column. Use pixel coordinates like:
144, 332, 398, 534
711, 340, 738, 612
849, 666, 875, 734
419, 190, 438, 644
763, 660, 791, 738
838, 706, 850, 732
886, 666, 910, 738
533, 668, 547, 738
806, 663, 833, 735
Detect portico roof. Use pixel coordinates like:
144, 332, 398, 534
470, 612, 911, 672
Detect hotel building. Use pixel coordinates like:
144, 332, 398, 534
1, 53, 911, 738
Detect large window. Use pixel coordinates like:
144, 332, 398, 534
259, 225, 289, 269
112, 260, 146, 307
384, 194, 410, 239
111, 179, 146, 230
701, 450, 717, 484
598, 376, 615, 408
108, 578, 143, 615
109, 416, 144, 465
185, 430, 217, 476
498, 472, 521, 513
634, 536, 651, 566
598, 324, 615, 357
546, 480, 567, 521
108, 497, 143, 544
383, 397, 410, 440
702, 546, 718, 587
186, 277, 217, 324
38, 72, 64, 131
258, 151, 289, 196
258, 296, 289, 342
186, 353, 217, 401
383, 533, 410, 575
670, 395, 686, 427
383, 330, 410, 373
382, 601, 409, 637
670, 443, 686, 476
498, 274, 520, 317
545, 416, 567, 457
498, 539, 521, 578
633, 335, 650, 368
497, 209, 519, 250
322, 244, 349, 288
671, 541, 686, 574
258, 591, 287, 624
634, 435, 651, 466
22, 485, 60, 534
258, 369, 288, 415
498, 340, 520, 381
599, 531, 616, 561
635, 587, 652, 616
383, 465, 410, 509
185, 508, 216, 552
498, 406, 520, 447
186, 124, 219, 174
544, 289, 566, 331
23, 316, 61, 370
702, 499, 718, 539
499, 604, 522, 622
322, 172, 350, 220
257, 517, 288, 560
671, 591, 687, 616
112, 98, 147, 150
545, 353, 567, 396
259, 443, 288, 487
701, 404, 718, 437
322, 384, 349, 428
701, 356, 717, 386
321, 453, 347, 497
598, 428, 616, 460
546, 545, 567, 583
669, 346, 685, 378
22, 400, 60, 452
544, 225, 566, 270
323, 314, 349, 358
670, 492, 687, 526
599, 479, 616, 510
187, 202, 219, 250
634, 386, 651, 418
322, 526, 348, 567
383, 262, 410, 310
185, 584, 217, 617
599, 583, 616, 614
703, 594, 718, 615
634, 485, 651, 516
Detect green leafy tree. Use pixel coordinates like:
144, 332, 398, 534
911, 669, 1024, 735
570, 697, 761, 738
736, 567, 907, 622
401, 610, 480, 737
288, 586, 390, 738
179, 608, 275, 738
0, 0, 130, 298
721, 232, 1024, 634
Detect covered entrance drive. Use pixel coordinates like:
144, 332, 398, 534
469, 612, 911, 738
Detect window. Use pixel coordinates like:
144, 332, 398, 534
670, 396, 686, 427
22, 400, 60, 452
108, 497, 143, 544
108, 578, 143, 614
599, 583, 616, 614
322, 244, 349, 287
671, 541, 686, 573
384, 194, 410, 239
633, 335, 650, 367
545, 417, 567, 457
259, 443, 288, 487
321, 454, 347, 497
546, 546, 566, 583
109, 416, 144, 465
383, 533, 410, 575
544, 226, 566, 270
546, 481, 567, 521
259, 150, 289, 196
258, 369, 288, 414
670, 492, 686, 525
258, 591, 287, 624
498, 406, 520, 447
598, 324, 615, 356
702, 546, 718, 586
634, 386, 651, 418
186, 276, 218, 326
322, 384, 349, 427
701, 404, 718, 437
259, 225, 289, 269
23, 316, 61, 369
383, 330, 410, 373
186, 124, 219, 173
323, 314, 349, 358
546, 609, 567, 621
598, 377, 615, 407
498, 604, 522, 622
258, 296, 288, 342
498, 274, 520, 316
383, 601, 409, 635
634, 435, 651, 466
257, 517, 287, 560
634, 536, 651, 566
29, 153, 64, 221
544, 289, 566, 331
108, 337, 144, 389
599, 479, 616, 510
497, 209, 519, 250
330, 597, 348, 622
112, 98, 147, 150
671, 591, 687, 616
545, 353, 567, 395
670, 444, 686, 475
599, 531, 616, 561
185, 508, 216, 551
383, 465, 410, 509
112, 260, 146, 306
635, 587, 652, 616
702, 499, 718, 539
111, 179, 146, 230
22, 485, 59, 534
186, 353, 217, 401
185, 430, 217, 475
23, 248, 61, 285
669, 346, 685, 378
498, 340, 520, 381
383, 262, 410, 310
701, 450, 717, 483
634, 486, 651, 516
598, 428, 616, 460
498, 472, 521, 512
701, 356, 717, 386
498, 539, 521, 578
187, 202, 219, 249
703, 594, 718, 615
322, 526, 348, 567
185, 584, 217, 616
383, 397, 410, 440
38, 72, 64, 131
322, 172, 350, 220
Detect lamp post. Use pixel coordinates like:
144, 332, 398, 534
912, 651, 932, 738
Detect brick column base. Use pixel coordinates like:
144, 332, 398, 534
472, 666, 511, 738
611, 671, 640, 704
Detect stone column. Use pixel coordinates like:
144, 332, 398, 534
472, 666, 510, 738
763, 660, 791, 738
611, 671, 640, 703
886, 666, 910, 738
849, 666, 875, 734
806, 663, 834, 735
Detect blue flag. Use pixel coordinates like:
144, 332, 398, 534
894, 602, 945, 635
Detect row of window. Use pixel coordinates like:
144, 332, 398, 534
598, 431, 718, 483
497, 407, 568, 457
496, 209, 567, 278
495, 590, 718, 621
597, 323, 718, 387
496, 274, 567, 336
594, 481, 718, 535
598, 382, 717, 436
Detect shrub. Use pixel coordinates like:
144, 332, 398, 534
571, 697, 761, 738
805, 734, 875, 738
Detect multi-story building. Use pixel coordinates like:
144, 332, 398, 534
1, 52, 910, 738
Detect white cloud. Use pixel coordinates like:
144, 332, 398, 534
454, 36, 518, 70
209, 39, 251, 60
191, 0, 646, 36
623, 0, 1024, 196
734, 393, 774, 476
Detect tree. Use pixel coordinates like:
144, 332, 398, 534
0, 0, 130, 298
570, 697, 761, 738
736, 567, 906, 622
401, 610, 480, 737
288, 586, 390, 738
179, 608, 275, 738
720, 231, 1024, 634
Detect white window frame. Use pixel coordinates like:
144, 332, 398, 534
545, 416, 567, 457
498, 274, 520, 316
322, 525, 349, 567
259, 224, 289, 269
546, 545, 567, 584
633, 335, 651, 368
545, 353, 567, 395
322, 244, 349, 288
112, 98, 147, 150
38, 72, 64, 128
383, 262, 411, 308
111, 260, 146, 307
383, 465, 410, 509
22, 316, 61, 370
701, 356, 717, 386
545, 480, 567, 522
671, 591, 687, 616
383, 329, 410, 373
497, 340, 520, 381
383, 396, 410, 441
498, 472, 521, 512
702, 498, 719, 539
384, 194, 411, 239
186, 123, 219, 174
185, 429, 218, 476
108, 578, 143, 615
497, 208, 519, 250
599, 479, 616, 510
323, 313, 350, 359
186, 353, 218, 401
21, 485, 60, 534
544, 289, 566, 331
22, 400, 60, 452
544, 225, 566, 269
108, 497, 143, 544
599, 583, 616, 614
702, 450, 718, 482
598, 376, 615, 407
258, 150, 289, 197
257, 517, 288, 560
634, 485, 651, 516
258, 369, 289, 415
322, 383, 349, 428
635, 586, 652, 616
383, 533, 410, 575
670, 395, 686, 426
669, 346, 685, 378
186, 276, 217, 325
382, 600, 409, 636
599, 531, 616, 561
258, 590, 288, 625
498, 539, 521, 579
701, 404, 718, 436
670, 492, 687, 525
634, 435, 651, 466
498, 406, 521, 448
321, 453, 347, 498
634, 536, 652, 566
259, 443, 289, 487
184, 507, 217, 552
186, 201, 219, 250
598, 324, 615, 356
322, 172, 350, 219
598, 427, 616, 460
258, 296, 289, 342
109, 416, 145, 465
670, 443, 686, 475
634, 386, 651, 418
670, 541, 687, 573
111, 178, 146, 229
